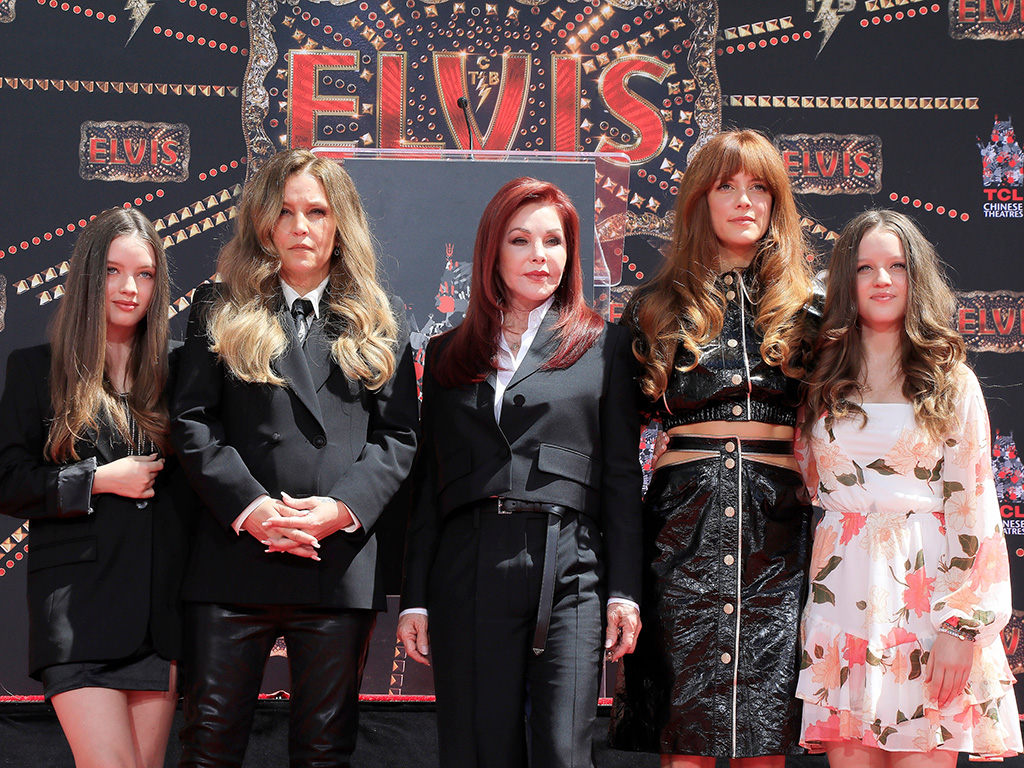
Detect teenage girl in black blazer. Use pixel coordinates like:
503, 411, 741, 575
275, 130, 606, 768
398, 178, 643, 768
0, 207, 191, 768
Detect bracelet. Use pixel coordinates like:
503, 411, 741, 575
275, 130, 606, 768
940, 619, 978, 642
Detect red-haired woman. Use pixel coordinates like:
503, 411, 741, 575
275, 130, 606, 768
397, 177, 643, 767
609, 129, 821, 767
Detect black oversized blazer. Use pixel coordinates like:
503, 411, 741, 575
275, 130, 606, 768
0, 343, 195, 678
401, 314, 644, 611
171, 283, 418, 611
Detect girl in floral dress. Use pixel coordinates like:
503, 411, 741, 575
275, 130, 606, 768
796, 209, 1021, 765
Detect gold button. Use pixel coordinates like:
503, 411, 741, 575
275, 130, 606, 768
724, 555, 735, 565
731, 374, 742, 385
725, 458, 736, 469
727, 338, 738, 348
726, 290, 736, 301
725, 441, 736, 453
721, 652, 732, 664
732, 405, 743, 416
724, 274, 734, 285
725, 506, 736, 517
724, 603, 734, 614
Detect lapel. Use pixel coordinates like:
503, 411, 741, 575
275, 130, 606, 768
85, 424, 119, 464
304, 309, 335, 393
505, 308, 558, 392
275, 305, 326, 431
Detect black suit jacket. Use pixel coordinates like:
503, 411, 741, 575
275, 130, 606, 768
0, 344, 195, 678
401, 315, 643, 610
171, 284, 418, 610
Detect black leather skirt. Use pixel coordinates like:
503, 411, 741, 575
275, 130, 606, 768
609, 439, 812, 757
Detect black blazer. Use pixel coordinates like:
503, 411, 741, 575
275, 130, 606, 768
401, 315, 644, 610
0, 344, 195, 678
171, 284, 418, 611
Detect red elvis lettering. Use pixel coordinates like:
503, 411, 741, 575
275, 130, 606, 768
88, 137, 179, 166
289, 50, 672, 164
958, 0, 1023, 23
782, 150, 873, 178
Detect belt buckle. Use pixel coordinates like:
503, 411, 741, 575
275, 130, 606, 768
497, 498, 512, 515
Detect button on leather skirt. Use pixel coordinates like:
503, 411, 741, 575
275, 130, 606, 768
609, 448, 812, 757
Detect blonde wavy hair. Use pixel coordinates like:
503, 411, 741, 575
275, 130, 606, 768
207, 149, 397, 390
627, 129, 816, 400
47, 208, 171, 461
802, 209, 966, 441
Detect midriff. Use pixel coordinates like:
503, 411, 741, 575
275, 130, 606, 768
658, 421, 798, 471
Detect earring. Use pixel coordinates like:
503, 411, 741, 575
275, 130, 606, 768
333, 247, 341, 258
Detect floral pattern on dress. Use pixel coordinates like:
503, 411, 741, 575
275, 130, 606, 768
794, 367, 1021, 757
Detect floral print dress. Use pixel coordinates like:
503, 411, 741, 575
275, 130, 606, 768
795, 368, 1021, 757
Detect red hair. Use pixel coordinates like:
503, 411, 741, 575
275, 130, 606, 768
431, 177, 603, 387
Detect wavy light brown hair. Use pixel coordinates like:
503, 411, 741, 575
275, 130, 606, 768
46, 208, 171, 461
626, 129, 815, 400
430, 177, 603, 387
207, 149, 398, 390
802, 209, 966, 441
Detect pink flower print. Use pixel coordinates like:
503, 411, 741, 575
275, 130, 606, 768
861, 509, 909, 561
814, 438, 854, 481
810, 525, 839, 579
811, 637, 843, 690
839, 510, 867, 545
843, 633, 869, 667
970, 533, 1010, 593
887, 428, 940, 475
903, 566, 936, 618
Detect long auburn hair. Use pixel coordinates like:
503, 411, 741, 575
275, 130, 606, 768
626, 129, 815, 400
207, 149, 397, 390
430, 177, 603, 387
802, 209, 966, 441
46, 207, 171, 461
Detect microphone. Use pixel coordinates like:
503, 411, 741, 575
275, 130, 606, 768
456, 96, 473, 151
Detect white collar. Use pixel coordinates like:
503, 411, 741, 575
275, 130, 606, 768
280, 276, 329, 319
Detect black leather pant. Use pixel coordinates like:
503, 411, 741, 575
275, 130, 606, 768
178, 602, 375, 768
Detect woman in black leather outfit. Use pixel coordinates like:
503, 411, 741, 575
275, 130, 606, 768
609, 129, 821, 767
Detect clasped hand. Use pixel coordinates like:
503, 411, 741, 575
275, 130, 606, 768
93, 454, 164, 499
243, 492, 355, 561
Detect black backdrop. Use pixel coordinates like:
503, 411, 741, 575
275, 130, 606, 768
0, 0, 1022, 705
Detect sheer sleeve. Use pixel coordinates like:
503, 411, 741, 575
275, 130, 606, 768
930, 367, 1012, 646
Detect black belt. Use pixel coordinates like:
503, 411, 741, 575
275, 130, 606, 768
470, 498, 569, 656
666, 434, 793, 455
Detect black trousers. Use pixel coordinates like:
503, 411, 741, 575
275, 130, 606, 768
428, 509, 605, 768
178, 602, 376, 768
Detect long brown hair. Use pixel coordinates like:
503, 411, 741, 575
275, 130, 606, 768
46, 208, 170, 461
802, 209, 966, 441
207, 149, 398, 390
626, 129, 815, 400
430, 177, 603, 388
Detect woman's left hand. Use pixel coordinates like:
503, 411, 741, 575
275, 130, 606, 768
926, 632, 974, 708
262, 493, 356, 553
605, 602, 641, 661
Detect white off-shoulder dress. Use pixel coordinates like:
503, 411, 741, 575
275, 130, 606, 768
795, 368, 1021, 758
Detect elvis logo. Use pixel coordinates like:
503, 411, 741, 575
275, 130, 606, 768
956, 290, 1024, 351
288, 49, 675, 165
950, 0, 1024, 39
776, 134, 882, 195
79, 121, 189, 183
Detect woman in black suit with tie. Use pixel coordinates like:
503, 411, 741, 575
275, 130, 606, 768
0, 207, 189, 768
397, 177, 643, 768
171, 149, 418, 767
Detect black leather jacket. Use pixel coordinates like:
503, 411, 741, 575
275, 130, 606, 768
632, 270, 823, 428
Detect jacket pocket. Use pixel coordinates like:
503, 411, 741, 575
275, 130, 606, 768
28, 536, 97, 572
537, 443, 596, 489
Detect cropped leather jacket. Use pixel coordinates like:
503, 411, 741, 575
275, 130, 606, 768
633, 270, 823, 429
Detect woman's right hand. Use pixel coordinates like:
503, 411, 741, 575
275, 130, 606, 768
397, 613, 430, 666
92, 454, 164, 499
